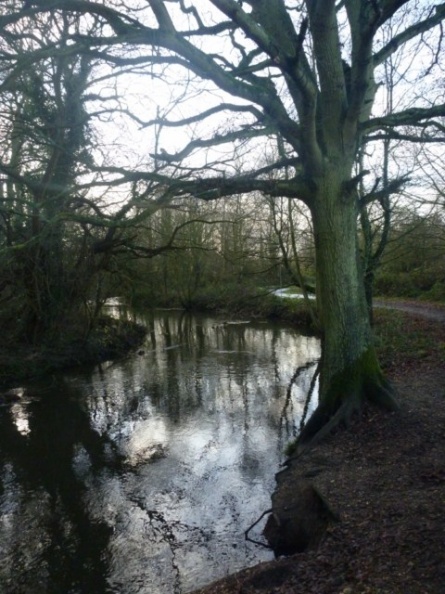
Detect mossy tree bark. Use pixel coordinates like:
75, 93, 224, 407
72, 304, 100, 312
299, 167, 398, 445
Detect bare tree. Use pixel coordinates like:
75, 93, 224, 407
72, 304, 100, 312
3, 1, 445, 442
267, 195, 318, 323
0, 6, 218, 342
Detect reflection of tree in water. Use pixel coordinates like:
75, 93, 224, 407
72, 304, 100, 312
0, 313, 321, 594
278, 360, 320, 451
299, 361, 320, 432
0, 379, 121, 593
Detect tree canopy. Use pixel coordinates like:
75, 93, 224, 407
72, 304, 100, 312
1, 0, 444, 441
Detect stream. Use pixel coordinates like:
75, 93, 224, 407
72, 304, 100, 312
0, 310, 320, 594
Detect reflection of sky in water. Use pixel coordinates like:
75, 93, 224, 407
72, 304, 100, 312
10, 401, 31, 436
0, 312, 320, 594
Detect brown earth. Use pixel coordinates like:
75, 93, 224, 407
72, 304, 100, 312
193, 303, 445, 594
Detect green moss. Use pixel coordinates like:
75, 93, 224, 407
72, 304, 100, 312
322, 347, 382, 409
298, 347, 398, 447
285, 440, 298, 457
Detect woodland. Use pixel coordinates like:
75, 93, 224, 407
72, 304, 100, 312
1, 0, 444, 439
1, 2, 445, 592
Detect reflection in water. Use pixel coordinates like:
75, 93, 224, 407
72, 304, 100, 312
0, 311, 320, 594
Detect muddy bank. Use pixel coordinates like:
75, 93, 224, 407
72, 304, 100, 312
0, 318, 146, 389
192, 368, 445, 594
192, 307, 445, 594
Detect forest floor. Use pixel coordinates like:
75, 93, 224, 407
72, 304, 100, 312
193, 300, 445, 594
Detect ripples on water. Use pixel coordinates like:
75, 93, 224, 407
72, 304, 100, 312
0, 311, 320, 593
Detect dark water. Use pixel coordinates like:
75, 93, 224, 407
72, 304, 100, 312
0, 310, 320, 594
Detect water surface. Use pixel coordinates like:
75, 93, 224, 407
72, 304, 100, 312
0, 310, 319, 593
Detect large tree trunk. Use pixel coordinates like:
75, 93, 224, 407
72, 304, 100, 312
299, 170, 398, 445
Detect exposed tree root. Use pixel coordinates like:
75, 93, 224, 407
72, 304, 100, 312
366, 375, 399, 411
297, 401, 354, 452
296, 351, 399, 453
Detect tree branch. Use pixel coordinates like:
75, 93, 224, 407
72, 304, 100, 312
359, 175, 409, 207
140, 103, 263, 129
362, 104, 445, 132
374, 3, 445, 65
149, 126, 273, 163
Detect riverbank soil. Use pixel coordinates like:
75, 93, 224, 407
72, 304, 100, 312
193, 305, 445, 594
0, 318, 146, 389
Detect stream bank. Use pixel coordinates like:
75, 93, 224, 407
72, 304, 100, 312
192, 308, 445, 594
0, 317, 146, 389
193, 367, 445, 594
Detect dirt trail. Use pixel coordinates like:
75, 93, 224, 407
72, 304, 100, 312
374, 299, 445, 322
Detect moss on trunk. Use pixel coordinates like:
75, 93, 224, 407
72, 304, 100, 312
298, 346, 398, 447
299, 172, 398, 448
